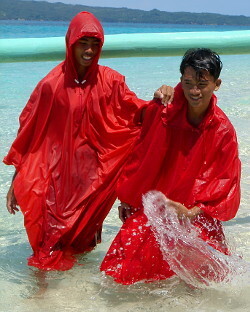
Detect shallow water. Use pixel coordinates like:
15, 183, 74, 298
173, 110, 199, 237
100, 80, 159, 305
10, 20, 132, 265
1, 20, 250, 38
0, 52, 250, 310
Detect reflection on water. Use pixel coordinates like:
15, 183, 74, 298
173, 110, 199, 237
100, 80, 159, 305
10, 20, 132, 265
0, 54, 250, 311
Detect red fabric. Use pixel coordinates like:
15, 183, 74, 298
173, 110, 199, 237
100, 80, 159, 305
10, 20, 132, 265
3, 12, 147, 271
101, 211, 174, 285
100, 83, 241, 284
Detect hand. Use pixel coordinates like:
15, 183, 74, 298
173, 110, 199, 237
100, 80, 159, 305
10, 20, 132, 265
6, 184, 19, 215
154, 85, 174, 106
167, 200, 201, 220
118, 202, 133, 223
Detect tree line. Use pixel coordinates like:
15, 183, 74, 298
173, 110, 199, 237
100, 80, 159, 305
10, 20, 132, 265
1, 0, 250, 25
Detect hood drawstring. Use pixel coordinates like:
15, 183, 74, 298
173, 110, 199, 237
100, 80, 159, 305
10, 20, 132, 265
74, 79, 87, 85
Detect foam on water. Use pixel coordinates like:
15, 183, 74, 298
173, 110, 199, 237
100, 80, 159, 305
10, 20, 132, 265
143, 191, 250, 289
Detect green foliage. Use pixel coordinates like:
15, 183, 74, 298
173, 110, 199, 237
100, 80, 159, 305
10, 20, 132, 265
0, 0, 250, 25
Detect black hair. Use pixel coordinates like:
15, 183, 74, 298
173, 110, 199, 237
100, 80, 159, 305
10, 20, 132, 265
180, 48, 223, 80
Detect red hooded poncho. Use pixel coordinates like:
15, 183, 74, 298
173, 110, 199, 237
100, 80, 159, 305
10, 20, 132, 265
3, 12, 147, 270
100, 83, 241, 285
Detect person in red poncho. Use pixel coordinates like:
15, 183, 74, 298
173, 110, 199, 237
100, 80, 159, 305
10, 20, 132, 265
100, 48, 241, 285
4, 11, 173, 271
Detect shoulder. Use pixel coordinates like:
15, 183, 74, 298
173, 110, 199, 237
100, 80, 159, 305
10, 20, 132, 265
140, 101, 165, 137
214, 106, 237, 135
27, 63, 63, 106
33, 63, 64, 93
98, 65, 124, 81
42, 62, 64, 84
212, 106, 238, 147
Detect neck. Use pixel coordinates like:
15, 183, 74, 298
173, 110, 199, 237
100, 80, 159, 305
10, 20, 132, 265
187, 107, 207, 127
77, 67, 88, 81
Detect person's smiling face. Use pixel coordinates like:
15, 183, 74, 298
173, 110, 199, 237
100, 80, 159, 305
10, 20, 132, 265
72, 36, 101, 76
181, 66, 221, 113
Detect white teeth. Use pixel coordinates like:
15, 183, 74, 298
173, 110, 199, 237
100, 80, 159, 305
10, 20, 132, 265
82, 56, 92, 60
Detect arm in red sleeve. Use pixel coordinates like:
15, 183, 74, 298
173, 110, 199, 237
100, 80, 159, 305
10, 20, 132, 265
117, 77, 149, 126
195, 128, 241, 221
3, 79, 53, 169
101, 67, 149, 127
116, 101, 166, 208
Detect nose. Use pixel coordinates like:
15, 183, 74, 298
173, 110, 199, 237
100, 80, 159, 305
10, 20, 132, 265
190, 86, 201, 95
85, 45, 94, 54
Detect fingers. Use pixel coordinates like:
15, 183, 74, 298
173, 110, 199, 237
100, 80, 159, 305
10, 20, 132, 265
6, 195, 19, 214
6, 186, 19, 215
153, 90, 163, 99
118, 202, 132, 223
6, 201, 19, 215
118, 205, 124, 222
161, 86, 174, 106
166, 88, 175, 104
118, 205, 130, 223
154, 85, 174, 106
167, 200, 188, 219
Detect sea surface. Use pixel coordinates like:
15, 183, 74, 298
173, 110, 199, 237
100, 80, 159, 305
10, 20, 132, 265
0, 20, 249, 312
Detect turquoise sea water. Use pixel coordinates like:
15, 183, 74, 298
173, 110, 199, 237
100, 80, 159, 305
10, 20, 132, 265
0, 21, 250, 311
1, 20, 250, 38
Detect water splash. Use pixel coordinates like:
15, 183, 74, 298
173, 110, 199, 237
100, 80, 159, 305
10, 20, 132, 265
143, 191, 249, 289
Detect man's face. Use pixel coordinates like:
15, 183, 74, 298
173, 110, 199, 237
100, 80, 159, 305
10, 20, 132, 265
181, 66, 221, 112
72, 36, 101, 69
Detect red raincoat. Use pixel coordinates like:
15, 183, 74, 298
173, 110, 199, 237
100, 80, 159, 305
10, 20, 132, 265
100, 83, 241, 285
4, 12, 147, 270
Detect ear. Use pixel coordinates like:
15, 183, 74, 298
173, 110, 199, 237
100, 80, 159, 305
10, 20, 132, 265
214, 78, 222, 91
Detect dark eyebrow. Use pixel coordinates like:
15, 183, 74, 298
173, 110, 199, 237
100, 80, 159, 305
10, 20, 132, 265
79, 37, 100, 41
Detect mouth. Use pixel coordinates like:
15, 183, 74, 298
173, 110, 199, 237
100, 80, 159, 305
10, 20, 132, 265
190, 96, 202, 101
81, 55, 93, 62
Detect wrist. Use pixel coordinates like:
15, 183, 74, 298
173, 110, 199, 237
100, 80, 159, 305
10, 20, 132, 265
188, 206, 202, 218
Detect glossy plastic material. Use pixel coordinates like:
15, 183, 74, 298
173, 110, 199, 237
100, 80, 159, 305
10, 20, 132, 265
4, 12, 147, 271
100, 84, 241, 285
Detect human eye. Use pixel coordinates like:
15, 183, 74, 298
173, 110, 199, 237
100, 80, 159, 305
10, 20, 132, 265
78, 39, 88, 46
198, 82, 208, 88
184, 81, 192, 87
